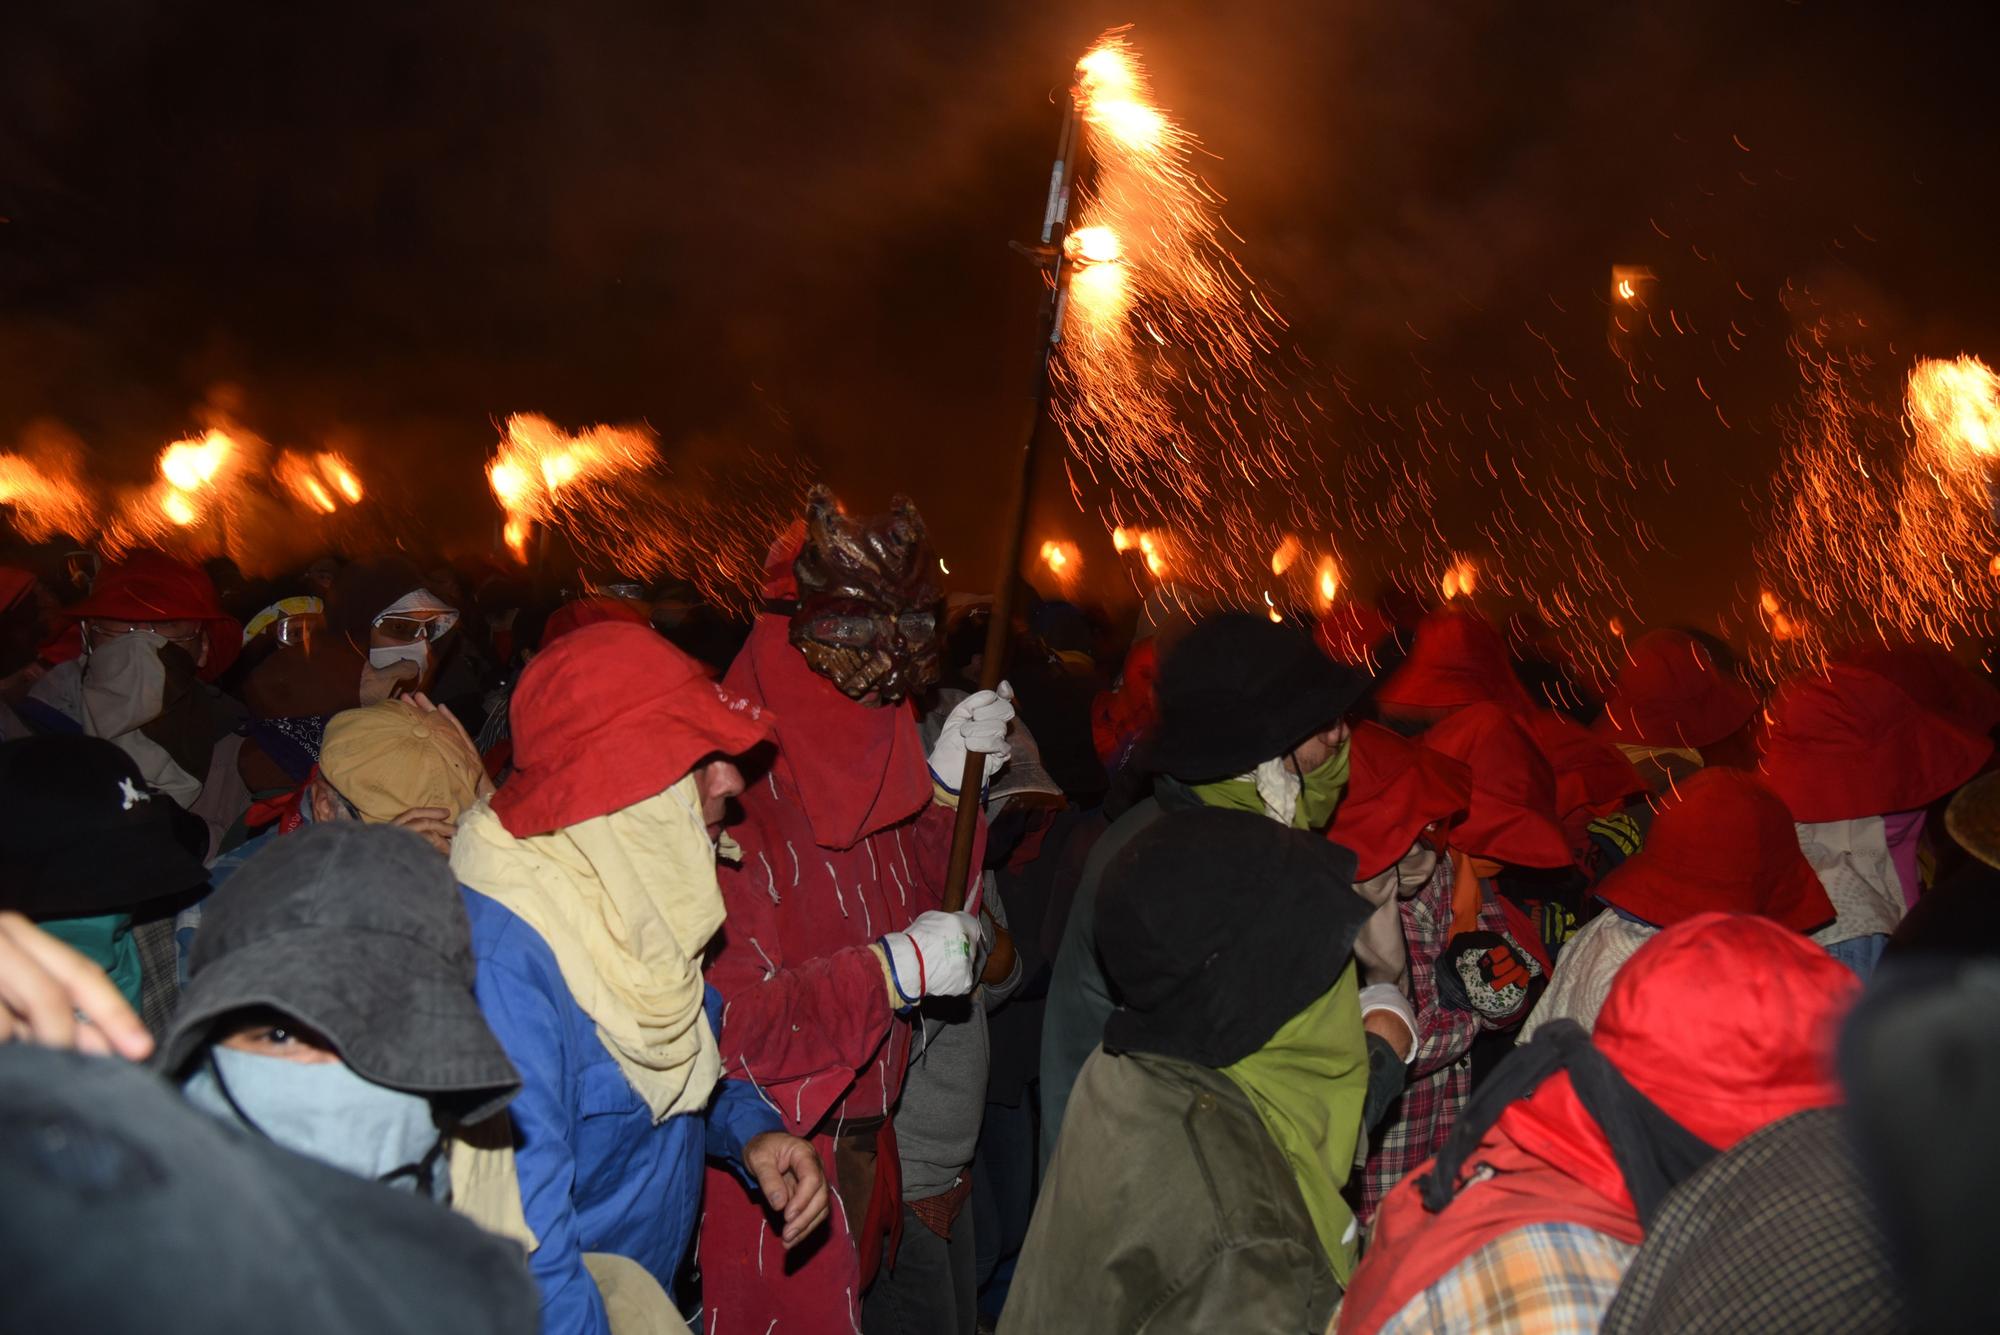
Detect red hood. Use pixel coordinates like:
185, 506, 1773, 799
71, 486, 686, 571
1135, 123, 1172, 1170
1375, 607, 1535, 715
1836, 642, 2000, 739
1595, 629, 1759, 750
1343, 913, 1856, 1335
61, 551, 241, 681
1527, 711, 1646, 852
725, 614, 932, 850
1420, 702, 1574, 869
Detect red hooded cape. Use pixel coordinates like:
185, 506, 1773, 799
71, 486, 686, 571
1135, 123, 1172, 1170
1328, 722, 1473, 880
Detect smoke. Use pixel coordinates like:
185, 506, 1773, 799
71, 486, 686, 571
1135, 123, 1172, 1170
3, 1, 1999, 641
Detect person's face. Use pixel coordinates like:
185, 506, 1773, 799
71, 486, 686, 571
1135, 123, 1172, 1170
694, 755, 746, 840
84, 617, 208, 669
1288, 721, 1351, 772
309, 775, 356, 824
217, 1016, 340, 1065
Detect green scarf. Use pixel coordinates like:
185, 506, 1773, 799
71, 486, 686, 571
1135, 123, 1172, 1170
1219, 962, 1368, 1283
39, 912, 143, 1013
1191, 740, 1350, 830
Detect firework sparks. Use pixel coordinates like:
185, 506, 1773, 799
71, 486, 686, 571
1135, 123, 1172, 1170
1908, 354, 2000, 469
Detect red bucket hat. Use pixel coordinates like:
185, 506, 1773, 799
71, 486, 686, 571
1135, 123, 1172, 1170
1420, 701, 1574, 868
1758, 664, 1992, 823
1327, 722, 1473, 880
1375, 607, 1534, 715
1594, 629, 1758, 750
62, 551, 242, 681
1594, 768, 1834, 932
491, 620, 776, 837
1528, 711, 1646, 848
1836, 643, 2000, 739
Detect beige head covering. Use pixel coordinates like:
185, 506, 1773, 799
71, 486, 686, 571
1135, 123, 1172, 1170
321, 701, 484, 823
1946, 770, 2000, 871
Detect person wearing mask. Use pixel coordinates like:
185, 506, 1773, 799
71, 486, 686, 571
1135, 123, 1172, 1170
452, 619, 830, 1335
20, 551, 248, 855
1520, 768, 1835, 1039
1, 1044, 539, 1335
1338, 914, 1858, 1335
1040, 611, 1380, 1167
1327, 721, 1506, 1221
1758, 664, 1991, 977
0, 733, 211, 1022
0, 910, 155, 1057
154, 822, 522, 1202
1004, 807, 1405, 1332
700, 490, 1005, 1335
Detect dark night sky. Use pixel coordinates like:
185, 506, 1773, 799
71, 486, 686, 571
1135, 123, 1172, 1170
4, 1, 1999, 629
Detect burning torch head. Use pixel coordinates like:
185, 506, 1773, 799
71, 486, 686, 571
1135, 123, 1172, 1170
789, 486, 944, 705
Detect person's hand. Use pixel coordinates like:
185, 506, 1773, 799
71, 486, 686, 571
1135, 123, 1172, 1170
389, 806, 457, 854
877, 910, 983, 1004
1437, 930, 1541, 1019
927, 684, 1016, 796
0, 912, 154, 1059
402, 692, 497, 799
358, 656, 420, 705
743, 1131, 831, 1250
1359, 982, 1418, 1063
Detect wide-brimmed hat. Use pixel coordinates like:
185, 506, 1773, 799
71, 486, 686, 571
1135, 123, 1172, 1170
1327, 721, 1472, 880
61, 550, 241, 680
1374, 607, 1534, 715
1758, 664, 1992, 823
1151, 612, 1377, 782
1837, 642, 2000, 740
1595, 768, 1834, 932
155, 823, 518, 1125
491, 620, 776, 837
1595, 629, 1759, 750
1098, 805, 1371, 1068
0, 734, 211, 917
1944, 770, 2000, 871
1420, 701, 1575, 868
1529, 710, 1647, 846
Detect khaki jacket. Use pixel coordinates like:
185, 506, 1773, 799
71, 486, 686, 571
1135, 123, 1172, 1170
1003, 1047, 1338, 1334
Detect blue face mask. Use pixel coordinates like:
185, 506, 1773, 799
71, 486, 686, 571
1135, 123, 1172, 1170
183, 1046, 446, 1199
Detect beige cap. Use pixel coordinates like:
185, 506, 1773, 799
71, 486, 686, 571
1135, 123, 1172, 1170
1946, 770, 2000, 871
320, 702, 484, 825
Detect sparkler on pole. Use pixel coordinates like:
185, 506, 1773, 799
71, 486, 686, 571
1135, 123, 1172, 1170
940, 68, 1088, 914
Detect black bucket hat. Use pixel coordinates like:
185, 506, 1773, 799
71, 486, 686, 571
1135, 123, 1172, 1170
155, 822, 518, 1125
0, 734, 212, 918
1097, 804, 1372, 1068
0, 1046, 537, 1335
1151, 611, 1377, 782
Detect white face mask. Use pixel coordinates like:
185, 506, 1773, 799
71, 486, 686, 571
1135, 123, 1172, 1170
368, 640, 430, 677
81, 631, 169, 738
183, 1046, 446, 1199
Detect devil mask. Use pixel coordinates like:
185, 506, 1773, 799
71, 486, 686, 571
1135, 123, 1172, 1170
788, 488, 943, 704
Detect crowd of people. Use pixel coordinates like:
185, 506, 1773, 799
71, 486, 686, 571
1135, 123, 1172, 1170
2, 491, 1996, 1334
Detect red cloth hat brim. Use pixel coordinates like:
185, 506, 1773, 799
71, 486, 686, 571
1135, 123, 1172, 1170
1758, 665, 1993, 823
1328, 722, 1472, 880
1375, 608, 1535, 714
491, 621, 775, 837
62, 552, 241, 681
1422, 703, 1576, 869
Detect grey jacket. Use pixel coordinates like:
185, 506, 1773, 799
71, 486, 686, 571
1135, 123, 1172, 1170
1002, 1047, 1339, 1335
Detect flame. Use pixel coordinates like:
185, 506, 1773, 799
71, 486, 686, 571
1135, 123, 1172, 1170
1270, 534, 1303, 576
159, 429, 236, 493
486, 414, 659, 564
161, 491, 197, 526
1111, 525, 1133, 552
1315, 557, 1340, 607
1065, 226, 1122, 265
275, 450, 365, 515
1616, 278, 1637, 302
1908, 354, 2000, 466
1038, 538, 1081, 584
1440, 557, 1479, 600
0, 450, 95, 542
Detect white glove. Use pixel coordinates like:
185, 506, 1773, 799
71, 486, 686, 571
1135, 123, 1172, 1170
928, 683, 1016, 795
880, 911, 983, 1003
1359, 983, 1420, 1065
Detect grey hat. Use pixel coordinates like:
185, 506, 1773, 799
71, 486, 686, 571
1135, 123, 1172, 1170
156, 822, 518, 1124
0, 1045, 537, 1335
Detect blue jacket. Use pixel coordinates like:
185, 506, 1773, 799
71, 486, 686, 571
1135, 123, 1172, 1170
462, 888, 782, 1335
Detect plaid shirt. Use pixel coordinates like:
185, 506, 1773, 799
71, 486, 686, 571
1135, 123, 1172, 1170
1357, 860, 1527, 1220
1374, 1222, 1638, 1335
